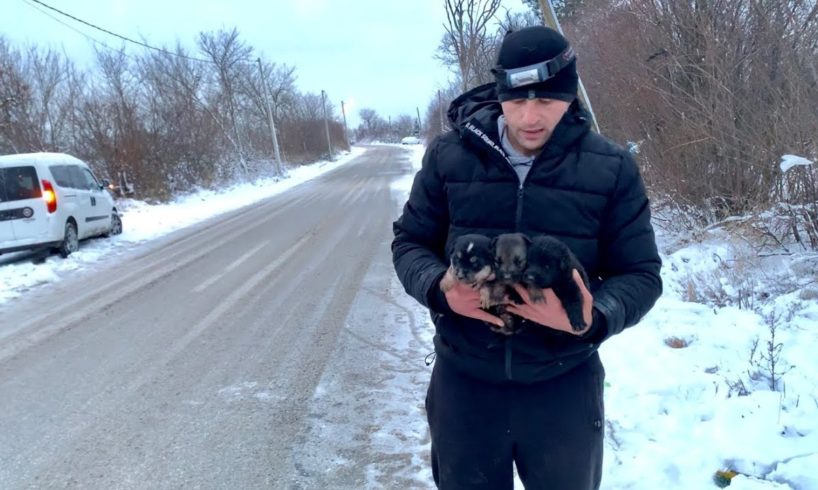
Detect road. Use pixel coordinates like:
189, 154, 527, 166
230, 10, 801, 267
0, 146, 435, 489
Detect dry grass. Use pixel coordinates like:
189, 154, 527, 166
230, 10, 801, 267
665, 336, 690, 349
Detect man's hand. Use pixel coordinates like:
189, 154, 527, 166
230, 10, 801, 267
439, 270, 505, 328
505, 270, 593, 335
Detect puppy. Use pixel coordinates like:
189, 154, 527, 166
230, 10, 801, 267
487, 232, 529, 305
486, 233, 530, 335
522, 235, 590, 332
439, 234, 495, 307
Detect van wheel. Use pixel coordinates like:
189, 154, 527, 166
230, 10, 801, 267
58, 222, 79, 258
107, 213, 123, 236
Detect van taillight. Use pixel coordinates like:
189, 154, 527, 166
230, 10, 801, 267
42, 179, 57, 213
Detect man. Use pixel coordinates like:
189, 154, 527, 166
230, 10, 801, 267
392, 26, 662, 489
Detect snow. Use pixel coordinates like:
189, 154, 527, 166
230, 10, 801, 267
0, 148, 365, 304
2, 142, 817, 488
594, 221, 818, 489
390, 143, 426, 196
780, 155, 814, 173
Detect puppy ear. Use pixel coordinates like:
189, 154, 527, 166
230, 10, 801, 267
521, 233, 532, 245
490, 235, 498, 250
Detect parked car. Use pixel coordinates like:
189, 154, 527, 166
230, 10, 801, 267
401, 136, 421, 145
0, 152, 122, 257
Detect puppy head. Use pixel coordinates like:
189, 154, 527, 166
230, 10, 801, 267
524, 236, 571, 287
450, 234, 495, 283
492, 233, 529, 282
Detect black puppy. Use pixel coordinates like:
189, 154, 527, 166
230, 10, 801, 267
440, 234, 496, 308
522, 235, 590, 332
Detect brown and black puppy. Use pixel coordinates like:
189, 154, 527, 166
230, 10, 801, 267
487, 232, 529, 304
485, 233, 530, 335
522, 235, 590, 332
440, 234, 496, 307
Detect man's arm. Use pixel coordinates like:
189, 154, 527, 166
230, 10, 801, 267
392, 141, 452, 313
592, 151, 663, 341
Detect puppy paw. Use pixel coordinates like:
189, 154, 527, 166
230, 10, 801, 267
568, 311, 588, 332
439, 268, 456, 292
479, 287, 493, 309
488, 310, 519, 336
489, 324, 515, 335
527, 287, 545, 303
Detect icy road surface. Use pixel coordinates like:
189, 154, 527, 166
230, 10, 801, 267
0, 146, 436, 488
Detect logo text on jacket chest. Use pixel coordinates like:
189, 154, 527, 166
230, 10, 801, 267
465, 122, 509, 163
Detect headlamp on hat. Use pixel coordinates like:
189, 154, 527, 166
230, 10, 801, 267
492, 45, 576, 91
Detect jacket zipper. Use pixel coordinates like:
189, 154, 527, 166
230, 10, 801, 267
470, 116, 575, 381
505, 338, 513, 381
507, 166, 527, 381
476, 126, 530, 382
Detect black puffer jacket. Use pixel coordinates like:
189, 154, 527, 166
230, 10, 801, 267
392, 83, 662, 384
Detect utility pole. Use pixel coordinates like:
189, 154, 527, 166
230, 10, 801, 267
256, 58, 283, 175
416, 107, 422, 135
438, 90, 445, 134
320, 89, 333, 159
340, 100, 350, 148
537, 0, 600, 134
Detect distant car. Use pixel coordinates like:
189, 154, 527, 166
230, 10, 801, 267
401, 136, 421, 145
0, 152, 122, 257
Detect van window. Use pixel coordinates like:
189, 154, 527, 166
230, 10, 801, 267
0, 166, 42, 202
81, 168, 99, 190
67, 165, 87, 190
49, 165, 74, 188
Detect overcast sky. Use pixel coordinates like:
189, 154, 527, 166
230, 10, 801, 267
3, 0, 528, 128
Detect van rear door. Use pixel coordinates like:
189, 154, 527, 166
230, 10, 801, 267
0, 168, 17, 243
0, 166, 49, 246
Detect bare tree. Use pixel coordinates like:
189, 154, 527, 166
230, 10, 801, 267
232, 59, 293, 172
549, 0, 818, 231
522, 0, 586, 20
0, 39, 32, 153
356, 108, 411, 142
0, 30, 351, 201
275, 91, 345, 161
358, 108, 383, 139
393, 114, 416, 138
437, 0, 503, 92
423, 82, 462, 140
198, 28, 253, 175
135, 44, 223, 194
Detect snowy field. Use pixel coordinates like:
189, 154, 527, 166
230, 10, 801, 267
2, 143, 816, 488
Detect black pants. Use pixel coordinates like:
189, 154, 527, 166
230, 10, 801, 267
425, 353, 605, 490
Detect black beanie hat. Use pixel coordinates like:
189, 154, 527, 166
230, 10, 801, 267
493, 26, 578, 102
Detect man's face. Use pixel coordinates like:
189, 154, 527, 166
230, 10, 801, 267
500, 97, 571, 156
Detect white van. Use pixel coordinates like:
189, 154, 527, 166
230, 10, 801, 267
0, 153, 122, 257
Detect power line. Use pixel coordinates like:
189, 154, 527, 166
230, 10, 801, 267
21, 0, 135, 60
23, 0, 213, 64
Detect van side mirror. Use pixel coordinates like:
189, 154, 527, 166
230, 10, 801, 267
100, 179, 110, 190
